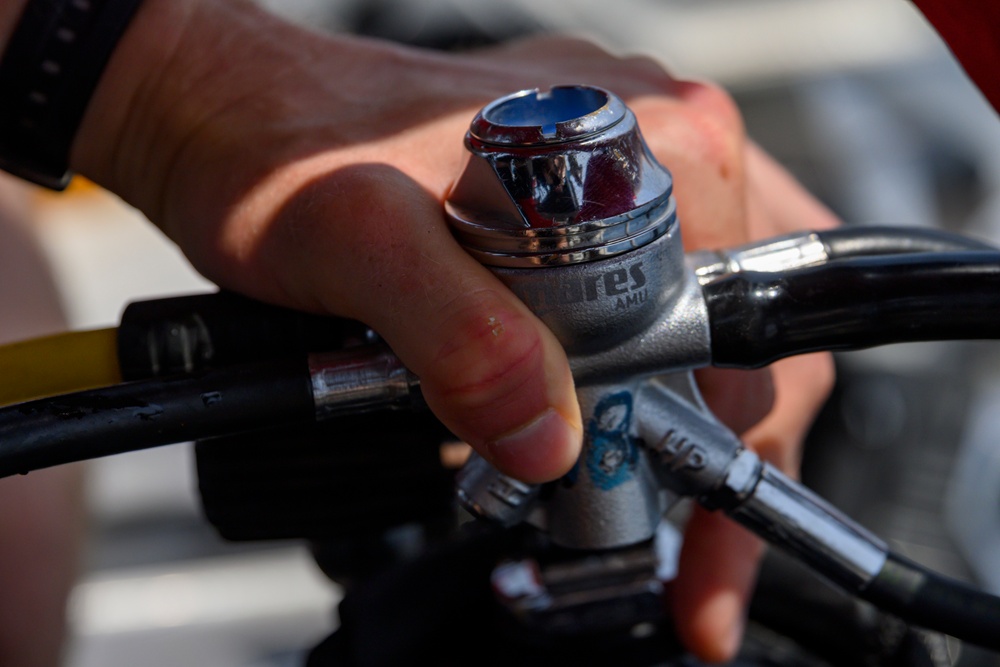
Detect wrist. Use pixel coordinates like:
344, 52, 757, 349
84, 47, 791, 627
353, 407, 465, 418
70, 0, 341, 230
0, 0, 146, 188
70, 0, 201, 195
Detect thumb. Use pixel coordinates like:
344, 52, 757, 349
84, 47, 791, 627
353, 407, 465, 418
256, 165, 583, 483
406, 282, 583, 484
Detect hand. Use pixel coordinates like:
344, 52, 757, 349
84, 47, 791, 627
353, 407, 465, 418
682, 144, 836, 660
71, 0, 837, 659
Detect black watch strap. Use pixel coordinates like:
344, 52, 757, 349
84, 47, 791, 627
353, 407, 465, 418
0, 0, 145, 190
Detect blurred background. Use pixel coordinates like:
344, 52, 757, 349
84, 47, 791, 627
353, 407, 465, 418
7, 0, 1000, 664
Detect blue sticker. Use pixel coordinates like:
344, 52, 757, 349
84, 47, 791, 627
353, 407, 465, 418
586, 391, 638, 490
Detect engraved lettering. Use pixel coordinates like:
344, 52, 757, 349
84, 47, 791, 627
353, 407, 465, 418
511, 260, 649, 310
629, 262, 647, 289
656, 429, 708, 472
557, 278, 584, 304
604, 269, 629, 295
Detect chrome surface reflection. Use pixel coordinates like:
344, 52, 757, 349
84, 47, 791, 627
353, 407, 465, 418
446, 85, 676, 267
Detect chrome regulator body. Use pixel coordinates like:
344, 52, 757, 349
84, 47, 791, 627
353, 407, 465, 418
447, 85, 701, 549
446, 85, 888, 590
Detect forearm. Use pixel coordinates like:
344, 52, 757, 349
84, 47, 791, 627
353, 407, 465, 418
0, 1, 28, 48
0, 176, 85, 667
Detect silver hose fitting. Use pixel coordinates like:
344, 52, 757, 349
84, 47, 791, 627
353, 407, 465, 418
309, 346, 420, 419
725, 457, 889, 591
446, 85, 676, 268
455, 452, 541, 528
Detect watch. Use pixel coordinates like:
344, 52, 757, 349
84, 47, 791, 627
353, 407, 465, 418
0, 0, 145, 190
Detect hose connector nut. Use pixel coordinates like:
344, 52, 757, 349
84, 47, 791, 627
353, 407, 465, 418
456, 452, 540, 527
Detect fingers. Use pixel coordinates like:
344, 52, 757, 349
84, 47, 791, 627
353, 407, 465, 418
675, 355, 833, 663
739, 143, 841, 471
676, 138, 838, 660
633, 83, 750, 252
743, 353, 835, 476
694, 367, 774, 436
245, 165, 583, 484
676, 354, 834, 662
671, 507, 765, 664
745, 141, 841, 237
677, 368, 772, 665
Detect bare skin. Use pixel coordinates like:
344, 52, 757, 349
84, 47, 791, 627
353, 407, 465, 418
1, 0, 838, 662
0, 175, 84, 667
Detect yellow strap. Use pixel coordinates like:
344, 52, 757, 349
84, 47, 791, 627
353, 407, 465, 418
0, 328, 122, 406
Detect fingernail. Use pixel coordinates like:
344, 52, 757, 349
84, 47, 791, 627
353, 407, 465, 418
486, 408, 580, 483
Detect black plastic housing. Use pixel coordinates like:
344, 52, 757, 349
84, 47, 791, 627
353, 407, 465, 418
118, 291, 369, 380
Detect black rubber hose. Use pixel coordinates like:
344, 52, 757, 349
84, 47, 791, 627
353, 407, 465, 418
0, 358, 313, 478
706, 252, 1000, 368
862, 553, 1000, 651
817, 226, 996, 258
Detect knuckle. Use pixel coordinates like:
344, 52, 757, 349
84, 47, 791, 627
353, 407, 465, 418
635, 84, 744, 170
540, 34, 614, 58
675, 79, 743, 131
618, 54, 678, 88
491, 34, 612, 64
